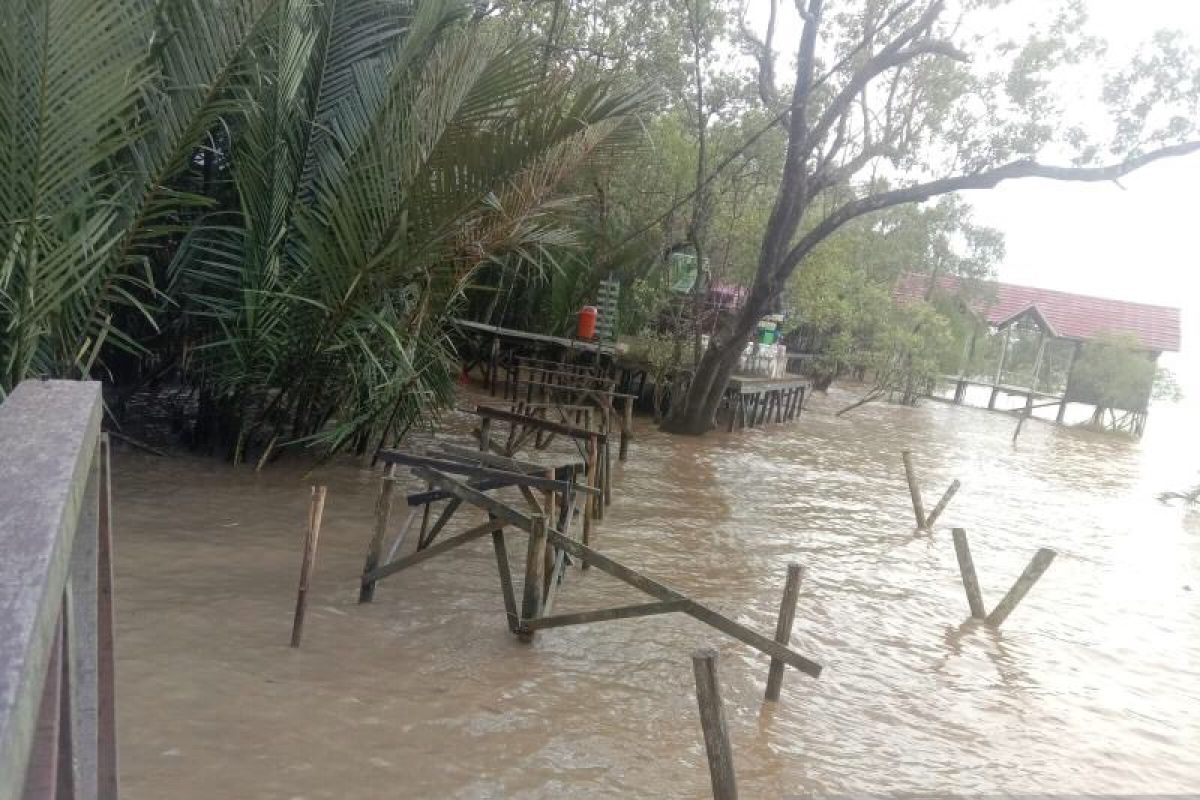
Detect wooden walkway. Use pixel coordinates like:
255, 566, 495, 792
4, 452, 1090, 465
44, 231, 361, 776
721, 376, 807, 431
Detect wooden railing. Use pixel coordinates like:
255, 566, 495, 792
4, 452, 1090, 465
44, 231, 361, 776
0, 381, 117, 800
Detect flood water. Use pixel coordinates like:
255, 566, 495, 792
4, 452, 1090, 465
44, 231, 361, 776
113, 387, 1200, 798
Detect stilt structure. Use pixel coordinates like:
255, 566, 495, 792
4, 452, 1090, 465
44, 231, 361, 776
893, 273, 1181, 437
356, 444, 822, 680
719, 377, 806, 431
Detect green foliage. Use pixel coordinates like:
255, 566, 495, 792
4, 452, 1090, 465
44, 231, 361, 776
0, 0, 646, 463
1068, 332, 1157, 413
784, 196, 1001, 388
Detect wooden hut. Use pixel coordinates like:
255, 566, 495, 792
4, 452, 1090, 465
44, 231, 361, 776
893, 273, 1182, 435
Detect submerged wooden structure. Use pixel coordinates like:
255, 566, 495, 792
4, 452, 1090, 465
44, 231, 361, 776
357, 430, 822, 682
0, 381, 119, 799
894, 273, 1182, 436
453, 316, 809, 438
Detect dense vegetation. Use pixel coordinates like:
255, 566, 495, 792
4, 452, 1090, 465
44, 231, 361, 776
2, 0, 1197, 459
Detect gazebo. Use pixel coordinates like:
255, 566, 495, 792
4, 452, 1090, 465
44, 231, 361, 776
893, 273, 1182, 435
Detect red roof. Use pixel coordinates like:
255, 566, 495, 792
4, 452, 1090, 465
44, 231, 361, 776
893, 272, 1182, 352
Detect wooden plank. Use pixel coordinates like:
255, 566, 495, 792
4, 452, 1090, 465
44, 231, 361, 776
951, 528, 987, 619
451, 319, 616, 356
290, 486, 327, 648
21, 619, 65, 800
692, 648, 738, 800
364, 518, 507, 583
96, 434, 118, 799
491, 529, 520, 633
411, 468, 533, 532
619, 397, 633, 460
764, 563, 803, 701
384, 507, 419, 563
679, 600, 822, 679
924, 479, 961, 530
417, 498, 462, 550
543, 529, 822, 678
524, 600, 688, 631
511, 380, 635, 400
475, 405, 607, 443
986, 548, 1057, 627
379, 451, 576, 494
432, 443, 546, 474
359, 463, 396, 603
66, 438, 101, 798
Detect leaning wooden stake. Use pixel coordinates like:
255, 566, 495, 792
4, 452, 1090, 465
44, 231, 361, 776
359, 463, 396, 603
291, 486, 328, 647
901, 450, 926, 529
924, 479, 961, 530
951, 528, 987, 619
986, 548, 1057, 627
692, 648, 738, 800
764, 563, 803, 702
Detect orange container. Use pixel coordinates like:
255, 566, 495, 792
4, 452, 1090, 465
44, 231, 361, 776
576, 306, 598, 339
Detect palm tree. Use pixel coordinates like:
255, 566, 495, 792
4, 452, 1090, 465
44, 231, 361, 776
1, 0, 646, 463
1, 0, 277, 392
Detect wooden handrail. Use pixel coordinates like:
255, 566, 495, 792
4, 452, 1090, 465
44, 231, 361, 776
0, 380, 117, 799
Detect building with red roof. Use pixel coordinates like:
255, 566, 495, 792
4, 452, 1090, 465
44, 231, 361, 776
893, 272, 1181, 353
891, 272, 1183, 436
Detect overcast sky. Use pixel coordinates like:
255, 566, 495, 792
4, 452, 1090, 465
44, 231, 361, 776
748, 1, 1199, 382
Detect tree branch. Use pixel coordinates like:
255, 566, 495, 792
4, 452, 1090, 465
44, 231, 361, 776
803, 1, 957, 159
777, 140, 1200, 280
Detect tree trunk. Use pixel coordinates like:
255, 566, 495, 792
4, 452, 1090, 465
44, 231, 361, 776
662, 287, 769, 433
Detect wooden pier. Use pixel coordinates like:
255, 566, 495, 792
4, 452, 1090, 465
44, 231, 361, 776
720, 377, 806, 431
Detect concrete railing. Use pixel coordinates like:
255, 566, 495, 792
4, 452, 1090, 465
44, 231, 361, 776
0, 381, 117, 800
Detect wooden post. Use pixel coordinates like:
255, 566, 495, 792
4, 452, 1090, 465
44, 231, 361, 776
1030, 329, 1047, 393
901, 451, 926, 529
488, 336, 500, 396
602, 433, 612, 509
479, 417, 493, 453
291, 486, 328, 647
1057, 341, 1081, 423
764, 563, 803, 701
924, 479, 961, 530
543, 468, 556, 597
619, 396, 633, 460
691, 648, 738, 800
96, 433, 118, 797
986, 548, 1056, 627
951, 528, 987, 619
518, 514, 547, 641
359, 463, 396, 602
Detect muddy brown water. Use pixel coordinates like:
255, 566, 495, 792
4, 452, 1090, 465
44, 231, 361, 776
113, 388, 1200, 798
